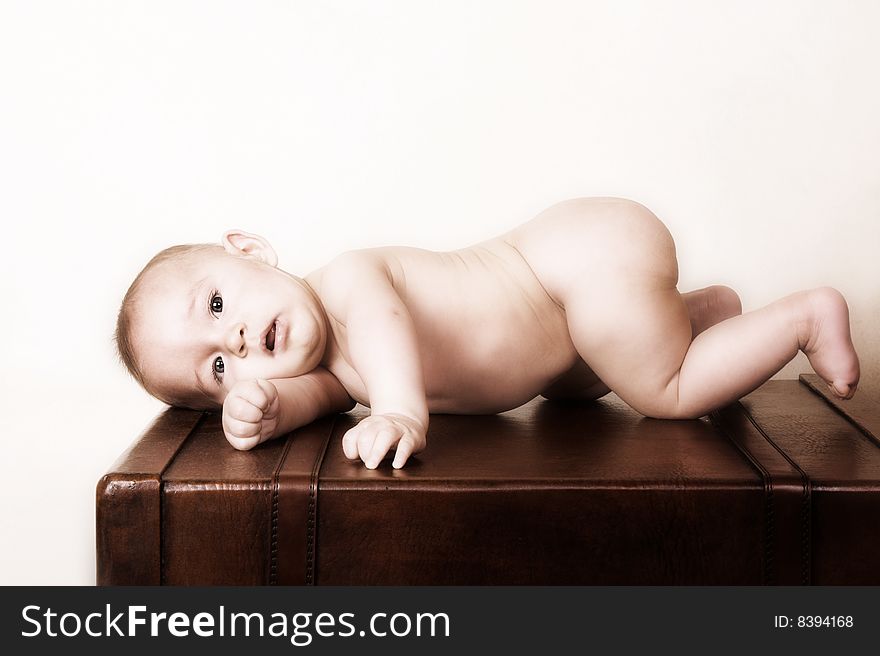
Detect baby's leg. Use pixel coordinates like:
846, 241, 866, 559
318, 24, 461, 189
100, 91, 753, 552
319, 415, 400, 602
560, 203, 859, 418
690, 287, 859, 404
676, 287, 859, 410
542, 285, 741, 402
569, 281, 859, 418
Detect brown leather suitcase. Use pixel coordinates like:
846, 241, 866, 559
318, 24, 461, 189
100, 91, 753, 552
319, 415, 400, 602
96, 374, 880, 585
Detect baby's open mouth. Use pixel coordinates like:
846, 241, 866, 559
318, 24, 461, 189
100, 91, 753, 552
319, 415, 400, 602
267, 322, 276, 352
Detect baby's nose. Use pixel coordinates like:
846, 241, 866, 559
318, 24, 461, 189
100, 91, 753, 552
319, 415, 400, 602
226, 323, 248, 357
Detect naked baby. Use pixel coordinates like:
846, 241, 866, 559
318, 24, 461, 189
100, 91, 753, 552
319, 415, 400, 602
116, 197, 861, 469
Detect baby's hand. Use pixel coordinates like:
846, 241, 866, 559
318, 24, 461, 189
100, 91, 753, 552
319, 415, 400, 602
342, 413, 426, 469
222, 379, 280, 450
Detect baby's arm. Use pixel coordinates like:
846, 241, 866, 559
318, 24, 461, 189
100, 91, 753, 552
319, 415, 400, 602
320, 252, 429, 469
222, 368, 354, 450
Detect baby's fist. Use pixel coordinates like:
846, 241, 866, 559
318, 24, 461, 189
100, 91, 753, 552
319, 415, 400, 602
342, 413, 426, 469
222, 379, 280, 450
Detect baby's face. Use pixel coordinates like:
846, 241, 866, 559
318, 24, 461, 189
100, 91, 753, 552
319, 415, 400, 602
133, 249, 327, 407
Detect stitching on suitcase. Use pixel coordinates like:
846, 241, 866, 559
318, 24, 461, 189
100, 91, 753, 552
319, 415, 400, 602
711, 407, 774, 585
306, 415, 336, 586
270, 436, 294, 586
743, 411, 812, 586
158, 410, 207, 587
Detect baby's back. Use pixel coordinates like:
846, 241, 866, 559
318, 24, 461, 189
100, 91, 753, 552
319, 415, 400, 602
364, 238, 578, 413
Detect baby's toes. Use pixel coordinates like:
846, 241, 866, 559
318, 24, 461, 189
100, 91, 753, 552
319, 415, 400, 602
830, 381, 857, 399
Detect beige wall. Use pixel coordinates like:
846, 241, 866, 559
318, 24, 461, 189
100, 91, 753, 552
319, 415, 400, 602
2, 0, 878, 583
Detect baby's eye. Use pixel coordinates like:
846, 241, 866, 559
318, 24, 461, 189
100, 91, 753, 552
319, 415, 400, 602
210, 293, 223, 315
212, 356, 225, 383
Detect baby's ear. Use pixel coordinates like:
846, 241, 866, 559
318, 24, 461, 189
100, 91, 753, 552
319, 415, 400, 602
222, 230, 278, 267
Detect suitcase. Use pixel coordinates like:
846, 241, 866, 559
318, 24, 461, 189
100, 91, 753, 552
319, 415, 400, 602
96, 374, 880, 585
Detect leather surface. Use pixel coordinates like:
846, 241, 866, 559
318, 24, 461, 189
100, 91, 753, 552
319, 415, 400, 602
159, 417, 288, 585
316, 401, 765, 584
744, 375, 880, 584
96, 376, 880, 585
274, 414, 336, 585
95, 407, 202, 585
710, 402, 810, 584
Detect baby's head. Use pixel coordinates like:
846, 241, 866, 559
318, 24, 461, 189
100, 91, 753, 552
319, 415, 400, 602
115, 231, 328, 410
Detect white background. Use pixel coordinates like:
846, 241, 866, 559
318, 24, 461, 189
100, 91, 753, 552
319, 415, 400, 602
1, 1, 878, 585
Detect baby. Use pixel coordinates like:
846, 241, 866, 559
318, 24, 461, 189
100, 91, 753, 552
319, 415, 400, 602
115, 197, 860, 469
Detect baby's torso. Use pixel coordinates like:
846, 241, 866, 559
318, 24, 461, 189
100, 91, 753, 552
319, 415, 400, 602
322, 237, 580, 413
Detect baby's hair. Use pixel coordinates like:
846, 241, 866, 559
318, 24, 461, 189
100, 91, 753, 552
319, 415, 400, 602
115, 243, 223, 410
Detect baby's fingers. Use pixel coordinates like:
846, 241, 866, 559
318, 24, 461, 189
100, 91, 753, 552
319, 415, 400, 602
224, 417, 261, 439
236, 379, 273, 411
226, 433, 262, 451
365, 428, 399, 469
392, 435, 419, 469
225, 395, 264, 423
342, 425, 361, 461
356, 426, 385, 466
254, 379, 278, 405
222, 415, 262, 451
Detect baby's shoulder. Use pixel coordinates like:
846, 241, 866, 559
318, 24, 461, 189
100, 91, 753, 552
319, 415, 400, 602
310, 247, 406, 287
306, 247, 412, 314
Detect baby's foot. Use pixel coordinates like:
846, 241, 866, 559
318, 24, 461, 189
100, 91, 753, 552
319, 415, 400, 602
798, 287, 860, 399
